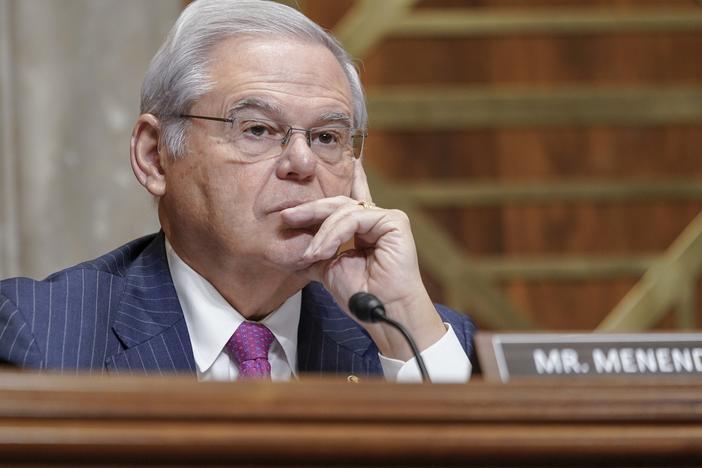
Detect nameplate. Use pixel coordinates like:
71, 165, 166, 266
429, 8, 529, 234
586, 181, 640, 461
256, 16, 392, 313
476, 332, 702, 382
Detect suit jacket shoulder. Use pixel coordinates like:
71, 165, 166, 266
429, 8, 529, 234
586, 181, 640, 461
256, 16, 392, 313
0, 233, 195, 372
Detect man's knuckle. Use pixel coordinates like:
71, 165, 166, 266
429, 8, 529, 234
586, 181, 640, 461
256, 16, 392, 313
390, 209, 410, 224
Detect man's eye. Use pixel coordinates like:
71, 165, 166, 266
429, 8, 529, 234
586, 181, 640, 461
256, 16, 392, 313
316, 131, 340, 145
244, 124, 270, 137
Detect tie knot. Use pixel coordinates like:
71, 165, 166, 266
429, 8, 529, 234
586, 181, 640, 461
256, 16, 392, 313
225, 322, 275, 378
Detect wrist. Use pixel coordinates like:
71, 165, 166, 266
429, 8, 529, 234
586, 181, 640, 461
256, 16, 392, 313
368, 291, 446, 361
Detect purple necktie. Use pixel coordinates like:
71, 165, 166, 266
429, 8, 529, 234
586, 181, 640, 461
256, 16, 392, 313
225, 322, 275, 379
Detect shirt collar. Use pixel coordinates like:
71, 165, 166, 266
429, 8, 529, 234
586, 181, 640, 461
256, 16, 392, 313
164, 238, 301, 376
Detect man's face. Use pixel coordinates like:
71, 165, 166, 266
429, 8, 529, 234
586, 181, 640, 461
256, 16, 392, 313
159, 36, 355, 274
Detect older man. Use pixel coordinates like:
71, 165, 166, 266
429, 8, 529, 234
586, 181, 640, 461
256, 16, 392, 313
0, 0, 475, 382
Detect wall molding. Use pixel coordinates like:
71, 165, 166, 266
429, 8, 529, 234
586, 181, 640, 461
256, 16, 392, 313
392, 9, 702, 37
0, 0, 19, 278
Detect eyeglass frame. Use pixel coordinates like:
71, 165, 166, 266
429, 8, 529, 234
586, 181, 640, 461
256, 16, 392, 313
177, 113, 367, 161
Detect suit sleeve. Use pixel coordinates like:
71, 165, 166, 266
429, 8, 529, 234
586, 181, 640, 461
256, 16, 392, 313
435, 303, 480, 372
0, 290, 43, 368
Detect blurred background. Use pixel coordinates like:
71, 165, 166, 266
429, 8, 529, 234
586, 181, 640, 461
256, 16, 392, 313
1, 0, 701, 333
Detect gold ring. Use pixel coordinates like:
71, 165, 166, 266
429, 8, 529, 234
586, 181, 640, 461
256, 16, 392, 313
358, 200, 376, 209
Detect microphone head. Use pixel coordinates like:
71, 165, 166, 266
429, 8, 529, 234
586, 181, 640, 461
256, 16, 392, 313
348, 292, 385, 323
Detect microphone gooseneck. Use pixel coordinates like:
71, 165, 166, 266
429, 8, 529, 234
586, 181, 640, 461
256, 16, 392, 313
348, 292, 431, 383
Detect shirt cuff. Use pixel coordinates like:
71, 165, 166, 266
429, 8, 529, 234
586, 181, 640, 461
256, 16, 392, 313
378, 323, 472, 383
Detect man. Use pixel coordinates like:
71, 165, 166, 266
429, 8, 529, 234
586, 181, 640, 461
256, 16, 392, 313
0, 0, 476, 382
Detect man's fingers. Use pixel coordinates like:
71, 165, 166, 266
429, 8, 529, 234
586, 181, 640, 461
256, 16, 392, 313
350, 159, 372, 204
282, 161, 373, 230
280, 196, 352, 227
305, 203, 369, 257
303, 208, 392, 262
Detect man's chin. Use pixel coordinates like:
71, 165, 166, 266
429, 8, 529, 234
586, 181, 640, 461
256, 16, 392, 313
269, 229, 316, 267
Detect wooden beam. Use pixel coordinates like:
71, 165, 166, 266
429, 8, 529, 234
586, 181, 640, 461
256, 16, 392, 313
393, 9, 702, 36
402, 180, 702, 206
366, 87, 702, 128
597, 212, 702, 332
676, 277, 697, 330
472, 255, 655, 281
333, 0, 419, 59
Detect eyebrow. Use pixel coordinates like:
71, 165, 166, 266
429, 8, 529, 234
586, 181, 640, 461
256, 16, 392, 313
318, 112, 353, 127
227, 98, 353, 127
227, 98, 283, 118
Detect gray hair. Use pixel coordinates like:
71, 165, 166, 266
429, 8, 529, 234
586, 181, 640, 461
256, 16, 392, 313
140, 0, 367, 157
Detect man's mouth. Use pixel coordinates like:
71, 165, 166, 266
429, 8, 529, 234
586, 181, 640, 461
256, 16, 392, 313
293, 224, 319, 234
280, 225, 319, 238
268, 199, 315, 213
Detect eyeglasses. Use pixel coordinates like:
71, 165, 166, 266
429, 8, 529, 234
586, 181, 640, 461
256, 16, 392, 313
179, 114, 366, 163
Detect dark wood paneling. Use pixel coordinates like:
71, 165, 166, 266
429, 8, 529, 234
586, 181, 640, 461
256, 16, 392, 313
364, 34, 702, 86
299, 0, 702, 331
298, 0, 354, 29
501, 201, 702, 254
503, 278, 639, 329
370, 126, 702, 181
427, 202, 702, 255
492, 126, 702, 180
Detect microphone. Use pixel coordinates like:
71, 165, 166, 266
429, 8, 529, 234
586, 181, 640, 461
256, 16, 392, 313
348, 292, 431, 383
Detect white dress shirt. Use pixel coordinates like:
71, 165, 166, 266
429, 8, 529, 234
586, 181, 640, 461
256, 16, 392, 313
165, 240, 471, 382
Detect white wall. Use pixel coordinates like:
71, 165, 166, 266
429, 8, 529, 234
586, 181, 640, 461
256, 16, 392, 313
0, 0, 181, 279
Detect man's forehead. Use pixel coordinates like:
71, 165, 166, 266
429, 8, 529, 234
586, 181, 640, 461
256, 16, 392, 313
198, 36, 354, 122
206, 36, 352, 97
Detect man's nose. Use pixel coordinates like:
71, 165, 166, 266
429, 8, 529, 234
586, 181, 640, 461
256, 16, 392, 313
275, 132, 317, 182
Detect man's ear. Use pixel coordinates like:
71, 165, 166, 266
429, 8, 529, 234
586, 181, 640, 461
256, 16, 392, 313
130, 113, 168, 197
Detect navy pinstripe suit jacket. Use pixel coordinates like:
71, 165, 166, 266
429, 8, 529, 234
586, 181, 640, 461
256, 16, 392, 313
0, 233, 476, 376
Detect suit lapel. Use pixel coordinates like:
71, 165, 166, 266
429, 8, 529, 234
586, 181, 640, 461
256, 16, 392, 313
297, 282, 382, 376
105, 234, 196, 374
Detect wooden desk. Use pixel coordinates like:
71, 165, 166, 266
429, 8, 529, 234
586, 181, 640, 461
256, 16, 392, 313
1, 372, 701, 466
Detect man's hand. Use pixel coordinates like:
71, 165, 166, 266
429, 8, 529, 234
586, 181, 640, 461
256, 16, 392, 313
280, 160, 445, 361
